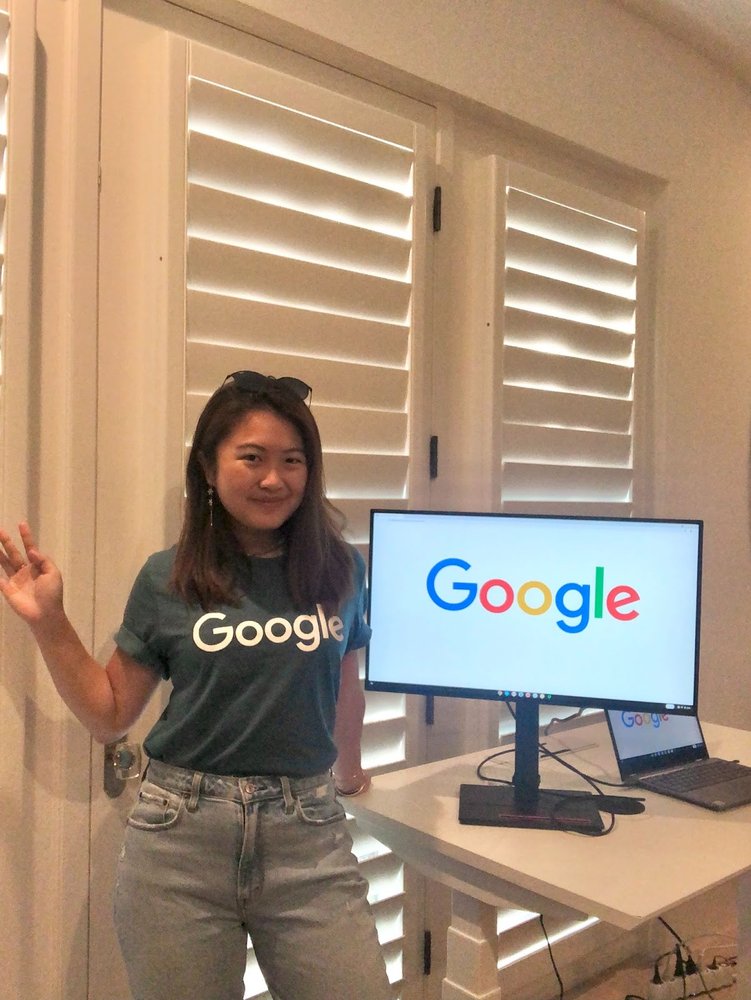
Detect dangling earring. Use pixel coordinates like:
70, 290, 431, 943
207, 485, 214, 527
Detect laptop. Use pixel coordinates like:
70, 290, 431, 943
606, 710, 751, 811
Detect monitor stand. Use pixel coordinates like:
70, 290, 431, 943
458, 699, 604, 833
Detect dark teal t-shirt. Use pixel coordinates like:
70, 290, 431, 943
114, 546, 371, 777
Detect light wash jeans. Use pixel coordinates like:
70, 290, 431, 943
114, 760, 391, 1000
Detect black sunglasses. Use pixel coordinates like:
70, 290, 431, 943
223, 371, 312, 402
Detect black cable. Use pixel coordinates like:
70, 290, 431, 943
539, 914, 564, 1000
538, 740, 613, 794
690, 965, 715, 999
475, 745, 516, 783
508, 700, 631, 791
476, 743, 629, 790
475, 712, 625, 836
658, 915, 684, 943
657, 916, 717, 1000
477, 740, 727, 998
543, 707, 584, 735
474, 747, 617, 836
535, 743, 619, 835
474, 754, 616, 837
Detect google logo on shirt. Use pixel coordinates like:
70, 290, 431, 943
426, 559, 640, 634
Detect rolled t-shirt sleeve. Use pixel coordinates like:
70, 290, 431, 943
113, 554, 171, 679
345, 548, 372, 653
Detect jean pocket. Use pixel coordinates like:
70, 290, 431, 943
294, 783, 346, 826
127, 779, 186, 831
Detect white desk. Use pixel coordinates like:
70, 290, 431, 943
349, 720, 751, 999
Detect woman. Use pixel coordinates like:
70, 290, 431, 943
0, 371, 391, 1000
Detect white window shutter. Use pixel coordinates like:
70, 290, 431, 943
185, 41, 432, 1000
486, 161, 646, 981
495, 161, 644, 515
186, 43, 429, 549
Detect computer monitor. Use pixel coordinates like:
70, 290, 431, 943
366, 509, 703, 829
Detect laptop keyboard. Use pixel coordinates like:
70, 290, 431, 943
647, 758, 749, 793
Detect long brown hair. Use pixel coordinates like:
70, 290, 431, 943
170, 380, 353, 611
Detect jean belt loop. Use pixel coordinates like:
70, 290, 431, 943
280, 775, 295, 814
187, 770, 203, 812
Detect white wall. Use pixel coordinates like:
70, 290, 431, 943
208, 0, 751, 731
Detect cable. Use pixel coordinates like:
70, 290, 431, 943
511, 701, 632, 791
474, 749, 616, 837
543, 707, 584, 735
475, 745, 516, 783
477, 743, 729, 997
539, 914, 564, 1000
658, 916, 684, 943
475, 711, 626, 836
656, 916, 718, 1000
538, 740, 612, 793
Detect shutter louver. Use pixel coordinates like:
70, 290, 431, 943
500, 169, 644, 516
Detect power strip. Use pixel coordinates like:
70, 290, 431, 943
646, 963, 735, 999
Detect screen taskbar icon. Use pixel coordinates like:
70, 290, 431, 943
499, 691, 553, 701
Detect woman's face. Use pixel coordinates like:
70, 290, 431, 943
209, 408, 308, 552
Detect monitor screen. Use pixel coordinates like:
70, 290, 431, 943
366, 510, 702, 715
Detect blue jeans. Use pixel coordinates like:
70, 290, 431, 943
114, 760, 391, 1000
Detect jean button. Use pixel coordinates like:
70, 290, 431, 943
243, 779, 256, 795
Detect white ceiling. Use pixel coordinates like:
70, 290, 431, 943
617, 0, 751, 90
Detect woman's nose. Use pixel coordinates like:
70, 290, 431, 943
259, 465, 283, 488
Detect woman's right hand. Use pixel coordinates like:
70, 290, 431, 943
0, 522, 160, 743
0, 522, 64, 627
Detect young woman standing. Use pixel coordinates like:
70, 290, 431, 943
0, 372, 391, 1000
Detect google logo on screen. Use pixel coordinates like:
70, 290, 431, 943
621, 711, 669, 728
426, 558, 640, 634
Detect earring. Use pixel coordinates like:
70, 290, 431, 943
207, 486, 214, 527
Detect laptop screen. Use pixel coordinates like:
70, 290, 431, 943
606, 709, 708, 781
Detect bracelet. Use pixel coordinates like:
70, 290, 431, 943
335, 778, 369, 797
332, 768, 369, 796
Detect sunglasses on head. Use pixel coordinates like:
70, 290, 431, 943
223, 371, 312, 402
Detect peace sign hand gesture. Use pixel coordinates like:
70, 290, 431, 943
0, 522, 65, 628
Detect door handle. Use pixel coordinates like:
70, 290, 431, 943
104, 737, 142, 798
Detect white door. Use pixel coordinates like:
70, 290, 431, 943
90, 4, 434, 997
88, 11, 186, 996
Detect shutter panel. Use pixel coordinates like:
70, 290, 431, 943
489, 162, 646, 984
498, 163, 644, 516
185, 41, 431, 1000
186, 43, 422, 549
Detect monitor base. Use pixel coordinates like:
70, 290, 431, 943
459, 784, 604, 833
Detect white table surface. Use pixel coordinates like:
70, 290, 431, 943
349, 719, 751, 929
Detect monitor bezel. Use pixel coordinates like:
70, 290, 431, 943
365, 508, 703, 717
